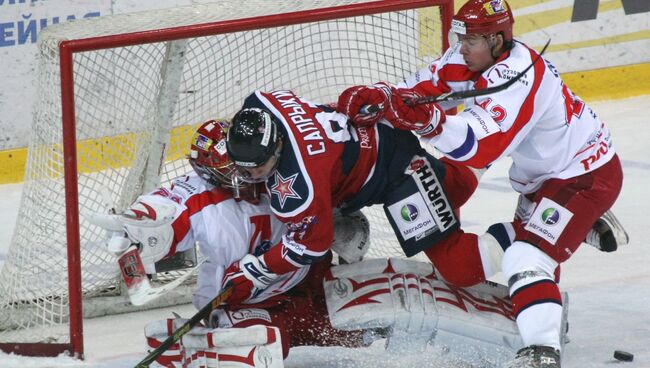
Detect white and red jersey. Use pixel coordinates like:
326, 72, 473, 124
140, 173, 308, 308
400, 41, 615, 194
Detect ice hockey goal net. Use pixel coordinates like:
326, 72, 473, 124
0, 0, 452, 358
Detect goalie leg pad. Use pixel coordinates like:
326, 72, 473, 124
324, 258, 526, 366
145, 318, 188, 368
180, 325, 284, 368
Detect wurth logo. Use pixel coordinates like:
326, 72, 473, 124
413, 162, 457, 230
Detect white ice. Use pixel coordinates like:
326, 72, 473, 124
0, 95, 648, 367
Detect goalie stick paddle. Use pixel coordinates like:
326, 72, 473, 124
133, 282, 234, 368
360, 39, 551, 114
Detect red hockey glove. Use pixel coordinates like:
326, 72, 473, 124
221, 254, 279, 306
385, 88, 446, 138
336, 82, 392, 127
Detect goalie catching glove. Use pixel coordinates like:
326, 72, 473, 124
220, 254, 280, 306
385, 87, 446, 138
84, 195, 177, 274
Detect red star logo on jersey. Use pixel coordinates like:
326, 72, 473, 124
270, 172, 301, 208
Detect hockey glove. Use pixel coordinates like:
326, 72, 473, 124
336, 82, 392, 127
221, 254, 280, 306
83, 195, 177, 274
385, 87, 446, 138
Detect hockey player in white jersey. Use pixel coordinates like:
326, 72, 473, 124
336, 0, 625, 366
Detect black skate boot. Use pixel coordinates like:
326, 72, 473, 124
584, 209, 629, 252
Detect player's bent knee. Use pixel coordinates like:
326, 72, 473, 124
424, 231, 485, 287
502, 241, 558, 282
439, 157, 482, 208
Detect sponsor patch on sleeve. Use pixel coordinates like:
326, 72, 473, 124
524, 198, 574, 245
282, 237, 307, 256
462, 106, 501, 140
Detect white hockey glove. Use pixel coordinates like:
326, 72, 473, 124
84, 195, 177, 274
331, 210, 370, 264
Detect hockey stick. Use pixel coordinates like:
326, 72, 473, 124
133, 282, 234, 368
360, 39, 550, 114
119, 247, 207, 306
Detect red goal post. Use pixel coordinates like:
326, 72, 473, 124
0, 0, 453, 359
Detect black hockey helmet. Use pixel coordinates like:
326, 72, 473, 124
226, 107, 282, 168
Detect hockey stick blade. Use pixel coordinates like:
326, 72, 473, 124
359, 39, 551, 115
128, 258, 207, 306
411, 39, 550, 105
133, 282, 234, 368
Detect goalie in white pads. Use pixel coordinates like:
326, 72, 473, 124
89, 120, 371, 368
324, 258, 569, 367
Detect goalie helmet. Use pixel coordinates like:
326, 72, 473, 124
189, 119, 259, 201
452, 0, 514, 42
226, 107, 282, 182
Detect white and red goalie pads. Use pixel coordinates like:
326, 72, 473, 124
146, 319, 283, 368
324, 258, 533, 366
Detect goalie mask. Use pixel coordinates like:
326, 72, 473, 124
450, 0, 514, 46
226, 108, 282, 183
189, 119, 259, 201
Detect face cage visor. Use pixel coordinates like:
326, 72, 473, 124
190, 158, 250, 200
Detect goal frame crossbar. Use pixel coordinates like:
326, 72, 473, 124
0, 0, 452, 358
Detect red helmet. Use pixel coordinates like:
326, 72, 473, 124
188, 119, 259, 201
452, 0, 514, 41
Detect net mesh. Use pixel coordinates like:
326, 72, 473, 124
0, 0, 448, 346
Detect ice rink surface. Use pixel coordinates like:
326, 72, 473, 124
0, 95, 648, 367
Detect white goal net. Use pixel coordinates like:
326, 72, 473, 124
0, 0, 452, 357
